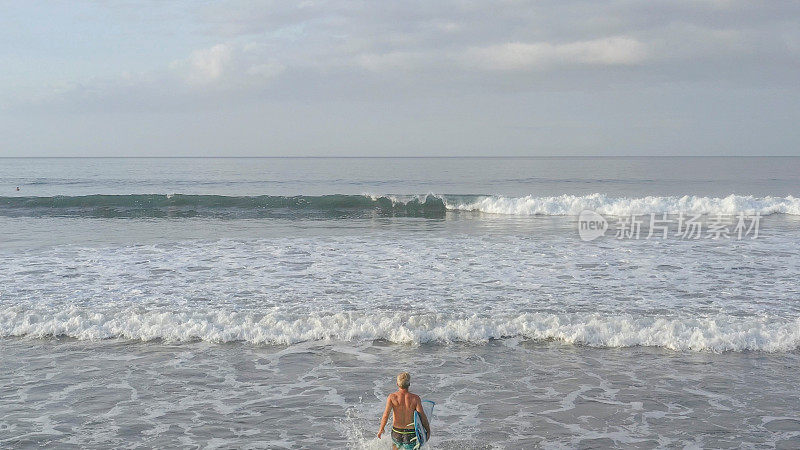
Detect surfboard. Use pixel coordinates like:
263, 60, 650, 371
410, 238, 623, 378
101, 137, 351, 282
413, 399, 435, 448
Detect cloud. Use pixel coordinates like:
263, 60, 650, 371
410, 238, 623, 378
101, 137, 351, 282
464, 36, 648, 71
246, 61, 286, 78
2, 0, 799, 156
169, 43, 285, 88
171, 44, 232, 85
356, 51, 433, 72
4, 0, 800, 118
4, 41, 290, 114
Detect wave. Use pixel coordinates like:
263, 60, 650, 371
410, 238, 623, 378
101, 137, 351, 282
2, 307, 799, 352
0, 194, 447, 218
1, 193, 798, 218
443, 193, 800, 216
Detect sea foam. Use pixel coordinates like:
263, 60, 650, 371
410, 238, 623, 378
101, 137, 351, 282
3, 307, 798, 352
443, 194, 800, 216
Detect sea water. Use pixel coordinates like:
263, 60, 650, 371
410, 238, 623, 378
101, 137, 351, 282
1, 157, 799, 448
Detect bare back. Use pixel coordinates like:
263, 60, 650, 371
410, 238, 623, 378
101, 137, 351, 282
388, 390, 420, 427
378, 384, 430, 441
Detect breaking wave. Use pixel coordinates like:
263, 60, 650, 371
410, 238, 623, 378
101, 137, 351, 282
2, 307, 799, 352
1, 193, 798, 218
442, 193, 800, 216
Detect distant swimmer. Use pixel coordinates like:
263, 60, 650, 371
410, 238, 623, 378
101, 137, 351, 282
377, 372, 430, 449
15, 186, 20, 191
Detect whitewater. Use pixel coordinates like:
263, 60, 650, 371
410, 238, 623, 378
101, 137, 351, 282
4, 307, 800, 352
1, 231, 799, 353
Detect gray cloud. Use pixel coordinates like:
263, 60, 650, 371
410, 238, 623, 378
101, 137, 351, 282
2, 0, 799, 155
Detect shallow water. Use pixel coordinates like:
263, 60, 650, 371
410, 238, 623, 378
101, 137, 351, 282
3, 339, 799, 448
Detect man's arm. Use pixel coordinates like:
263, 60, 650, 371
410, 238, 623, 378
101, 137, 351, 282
377, 397, 392, 439
415, 396, 431, 437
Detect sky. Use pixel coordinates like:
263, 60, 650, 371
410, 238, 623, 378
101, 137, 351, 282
1, 0, 799, 157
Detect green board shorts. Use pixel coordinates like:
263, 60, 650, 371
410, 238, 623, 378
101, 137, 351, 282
391, 427, 417, 449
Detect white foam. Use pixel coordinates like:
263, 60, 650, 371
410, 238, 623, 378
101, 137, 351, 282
3, 307, 799, 352
443, 194, 800, 216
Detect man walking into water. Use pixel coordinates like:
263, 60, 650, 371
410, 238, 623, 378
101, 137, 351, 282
377, 372, 431, 449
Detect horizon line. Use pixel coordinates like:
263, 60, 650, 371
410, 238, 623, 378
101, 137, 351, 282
2, 155, 799, 159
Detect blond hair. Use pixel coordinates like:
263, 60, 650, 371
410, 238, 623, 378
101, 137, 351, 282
396, 372, 411, 389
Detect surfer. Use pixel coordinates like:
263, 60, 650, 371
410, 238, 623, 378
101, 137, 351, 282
377, 372, 430, 449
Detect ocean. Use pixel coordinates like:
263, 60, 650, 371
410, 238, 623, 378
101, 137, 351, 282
1, 157, 799, 448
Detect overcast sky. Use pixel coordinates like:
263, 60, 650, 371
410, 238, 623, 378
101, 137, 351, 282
1, 0, 799, 156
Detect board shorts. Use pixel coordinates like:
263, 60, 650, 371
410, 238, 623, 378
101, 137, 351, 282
391, 427, 417, 449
